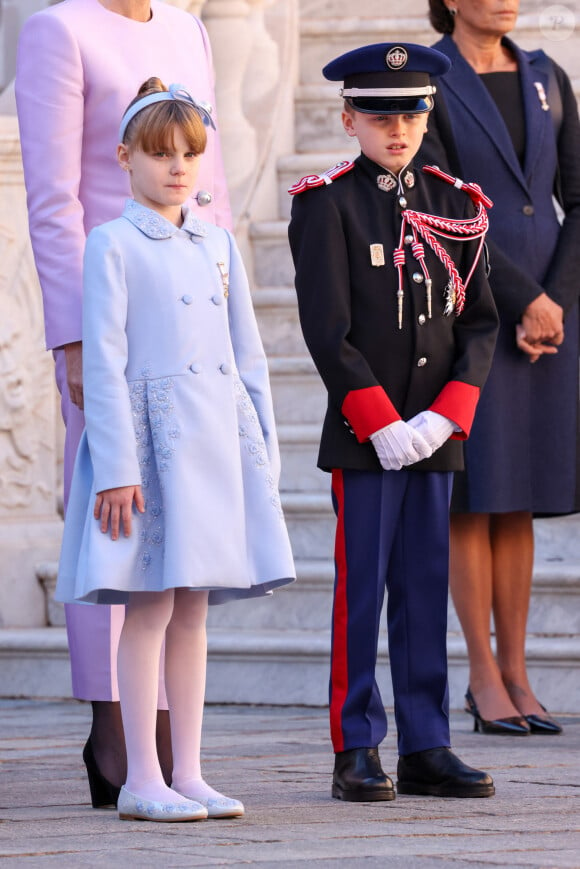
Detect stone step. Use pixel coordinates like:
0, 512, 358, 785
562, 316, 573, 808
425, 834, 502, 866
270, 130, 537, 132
268, 356, 327, 426
31, 547, 580, 637
300, 1, 428, 20
299, 17, 433, 86
249, 219, 294, 288
298, 14, 580, 85
277, 423, 327, 493
253, 286, 305, 357
208, 558, 335, 632
282, 490, 335, 560
2, 626, 579, 711
294, 83, 359, 153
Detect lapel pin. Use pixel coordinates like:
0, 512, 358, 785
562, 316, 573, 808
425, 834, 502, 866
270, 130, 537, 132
533, 81, 550, 112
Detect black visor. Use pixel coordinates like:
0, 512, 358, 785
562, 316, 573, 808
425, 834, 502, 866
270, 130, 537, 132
346, 95, 434, 115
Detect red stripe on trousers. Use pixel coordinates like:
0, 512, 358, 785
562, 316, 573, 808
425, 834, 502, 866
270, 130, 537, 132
330, 469, 349, 752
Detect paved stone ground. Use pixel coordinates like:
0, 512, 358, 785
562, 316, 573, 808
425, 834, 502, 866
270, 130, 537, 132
0, 699, 579, 868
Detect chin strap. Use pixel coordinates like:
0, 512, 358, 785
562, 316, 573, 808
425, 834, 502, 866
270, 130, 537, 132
392, 165, 493, 329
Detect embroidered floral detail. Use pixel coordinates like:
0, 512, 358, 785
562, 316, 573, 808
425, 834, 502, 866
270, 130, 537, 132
234, 374, 283, 518
129, 375, 180, 570
123, 199, 208, 240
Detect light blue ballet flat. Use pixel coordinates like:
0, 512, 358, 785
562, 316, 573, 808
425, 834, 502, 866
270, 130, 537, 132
174, 787, 244, 819
117, 785, 208, 822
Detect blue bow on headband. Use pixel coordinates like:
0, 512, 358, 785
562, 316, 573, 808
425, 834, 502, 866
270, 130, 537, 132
119, 82, 216, 142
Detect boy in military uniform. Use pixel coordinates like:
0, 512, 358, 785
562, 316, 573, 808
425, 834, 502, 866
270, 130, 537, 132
288, 43, 499, 801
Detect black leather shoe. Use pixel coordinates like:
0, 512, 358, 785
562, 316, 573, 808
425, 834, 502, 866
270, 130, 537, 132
465, 687, 530, 736
525, 705, 563, 735
332, 747, 395, 802
82, 739, 121, 808
397, 747, 495, 798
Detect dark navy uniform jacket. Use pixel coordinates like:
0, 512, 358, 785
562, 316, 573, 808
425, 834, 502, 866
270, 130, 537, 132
288, 152, 499, 474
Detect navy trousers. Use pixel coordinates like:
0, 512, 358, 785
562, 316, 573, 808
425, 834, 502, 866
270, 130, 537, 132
330, 468, 452, 757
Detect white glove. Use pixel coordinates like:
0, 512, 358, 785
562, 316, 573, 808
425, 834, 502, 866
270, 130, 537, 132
406, 410, 456, 454
370, 419, 433, 471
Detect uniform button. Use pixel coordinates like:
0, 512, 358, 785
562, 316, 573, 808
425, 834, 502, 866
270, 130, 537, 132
211, 293, 223, 306
417, 356, 427, 367
219, 362, 231, 375
404, 234, 413, 245
522, 204, 534, 216
412, 272, 424, 283
418, 313, 426, 325
196, 190, 213, 207
189, 362, 202, 374
181, 294, 193, 304
398, 196, 407, 208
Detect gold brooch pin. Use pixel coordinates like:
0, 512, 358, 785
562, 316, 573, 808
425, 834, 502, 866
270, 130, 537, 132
217, 261, 229, 298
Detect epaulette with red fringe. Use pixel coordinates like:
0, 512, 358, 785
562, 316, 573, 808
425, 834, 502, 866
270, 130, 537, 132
422, 164, 493, 209
288, 159, 355, 195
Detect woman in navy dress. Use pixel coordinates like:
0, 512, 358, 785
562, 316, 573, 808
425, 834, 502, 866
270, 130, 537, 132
421, 0, 580, 734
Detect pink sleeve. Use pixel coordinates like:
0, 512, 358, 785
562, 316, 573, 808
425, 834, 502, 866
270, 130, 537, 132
194, 16, 232, 231
16, 12, 86, 351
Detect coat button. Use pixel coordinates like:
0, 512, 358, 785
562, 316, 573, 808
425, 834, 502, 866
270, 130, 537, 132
412, 272, 424, 283
196, 190, 213, 207
181, 294, 193, 305
189, 362, 202, 374
398, 196, 407, 208
417, 356, 427, 367
211, 294, 223, 306
219, 362, 231, 375
404, 234, 413, 245
522, 204, 534, 216
418, 313, 426, 325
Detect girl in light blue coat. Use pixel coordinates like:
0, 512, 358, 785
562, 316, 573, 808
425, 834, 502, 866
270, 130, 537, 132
56, 78, 295, 822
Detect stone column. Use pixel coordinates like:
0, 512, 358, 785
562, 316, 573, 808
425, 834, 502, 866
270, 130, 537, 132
203, 0, 258, 217
0, 116, 63, 628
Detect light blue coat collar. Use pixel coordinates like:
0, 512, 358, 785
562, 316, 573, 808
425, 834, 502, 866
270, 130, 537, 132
122, 199, 208, 239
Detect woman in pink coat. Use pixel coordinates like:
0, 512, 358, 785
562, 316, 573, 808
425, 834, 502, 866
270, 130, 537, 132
15, 0, 231, 807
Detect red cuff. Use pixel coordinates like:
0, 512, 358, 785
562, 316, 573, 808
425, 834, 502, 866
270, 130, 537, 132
342, 386, 401, 443
430, 381, 480, 439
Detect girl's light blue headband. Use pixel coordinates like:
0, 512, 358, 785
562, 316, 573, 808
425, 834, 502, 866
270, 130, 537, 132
119, 83, 216, 142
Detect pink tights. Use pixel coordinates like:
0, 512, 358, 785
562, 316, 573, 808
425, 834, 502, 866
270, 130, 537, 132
118, 588, 210, 802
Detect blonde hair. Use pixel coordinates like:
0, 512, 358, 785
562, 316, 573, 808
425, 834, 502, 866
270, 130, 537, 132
122, 77, 207, 155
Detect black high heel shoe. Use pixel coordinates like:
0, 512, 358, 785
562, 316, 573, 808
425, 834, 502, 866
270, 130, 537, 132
524, 704, 563, 735
465, 687, 531, 736
82, 739, 121, 808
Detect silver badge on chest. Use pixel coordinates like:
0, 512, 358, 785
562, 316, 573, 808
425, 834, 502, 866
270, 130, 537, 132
369, 244, 385, 267
377, 174, 397, 192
